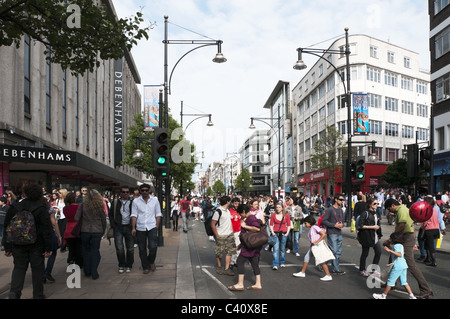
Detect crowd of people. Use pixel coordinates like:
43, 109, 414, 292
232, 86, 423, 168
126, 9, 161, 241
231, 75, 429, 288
0, 182, 448, 299
171, 188, 448, 299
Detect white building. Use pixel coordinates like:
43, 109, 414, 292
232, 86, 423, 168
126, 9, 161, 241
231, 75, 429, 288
291, 34, 431, 196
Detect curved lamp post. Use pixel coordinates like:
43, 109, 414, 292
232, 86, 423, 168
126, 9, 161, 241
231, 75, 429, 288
293, 27, 352, 225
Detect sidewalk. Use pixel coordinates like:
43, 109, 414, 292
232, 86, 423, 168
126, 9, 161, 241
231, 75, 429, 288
0, 226, 189, 299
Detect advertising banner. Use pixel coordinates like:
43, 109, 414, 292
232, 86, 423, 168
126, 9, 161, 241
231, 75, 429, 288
143, 85, 161, 130
353, 93, 369, 135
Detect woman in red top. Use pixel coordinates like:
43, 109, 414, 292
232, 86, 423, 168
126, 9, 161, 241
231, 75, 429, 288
269, 203, 291, 270
63, 192, 83, 267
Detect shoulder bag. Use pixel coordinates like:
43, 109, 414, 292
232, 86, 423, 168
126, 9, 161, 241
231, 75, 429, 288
239, 224, 268, 249
311, 240, 335, 266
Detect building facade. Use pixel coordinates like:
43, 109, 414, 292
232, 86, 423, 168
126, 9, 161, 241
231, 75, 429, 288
429, 0, 450, 193
291, 34, 431, 197
0, 0, 142, 195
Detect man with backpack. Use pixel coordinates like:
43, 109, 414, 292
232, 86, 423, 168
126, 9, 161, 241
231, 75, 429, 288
3, 184, 53, 299
211, 196, 235, 276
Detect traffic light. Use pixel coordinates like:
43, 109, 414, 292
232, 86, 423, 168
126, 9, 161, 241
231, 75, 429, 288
419, 147, 432, 172
355, 157, 365, 180
350, 160, 357, 179
406, 144, 419, 177
152, 127, 169, 177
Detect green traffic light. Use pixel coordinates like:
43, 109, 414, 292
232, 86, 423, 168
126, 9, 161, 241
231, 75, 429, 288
357, 173, 364, 179
157, 156, 166, 165
161, 172, 167, 176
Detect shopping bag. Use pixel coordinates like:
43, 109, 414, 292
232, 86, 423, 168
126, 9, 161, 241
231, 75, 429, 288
311, 240, 335, 265
436, 233, 443, 249
350, 219, 356, 232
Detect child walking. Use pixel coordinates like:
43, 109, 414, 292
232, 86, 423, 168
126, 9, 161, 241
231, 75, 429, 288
373, 243, 416, 299
292, 215, 333, 281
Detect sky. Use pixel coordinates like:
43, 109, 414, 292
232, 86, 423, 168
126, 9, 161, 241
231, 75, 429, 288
113, 0, 431, 172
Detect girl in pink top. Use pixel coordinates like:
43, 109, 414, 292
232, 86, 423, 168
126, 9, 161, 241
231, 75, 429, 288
421, 196, 441, 267
293, 215, 333, 281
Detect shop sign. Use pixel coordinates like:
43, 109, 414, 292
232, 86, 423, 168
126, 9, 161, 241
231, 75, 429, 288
0, 145, 73, 165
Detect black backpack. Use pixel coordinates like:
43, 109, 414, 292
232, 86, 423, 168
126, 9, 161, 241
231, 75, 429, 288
204, 209, 221, 236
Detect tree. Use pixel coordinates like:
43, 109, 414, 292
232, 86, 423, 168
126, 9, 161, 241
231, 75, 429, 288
381, 158, 418, 188
234, 168, 252, 196
0, 0, 153, 75
206, 187, 213, 197
212, 180, 225, 196
309, 125, 346, 193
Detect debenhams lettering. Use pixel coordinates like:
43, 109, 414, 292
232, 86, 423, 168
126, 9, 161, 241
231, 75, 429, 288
1, 146, 72, 163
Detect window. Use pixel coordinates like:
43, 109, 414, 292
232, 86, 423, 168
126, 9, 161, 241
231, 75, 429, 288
311, 90, 318, 105
417, 104, 428, 117
45, 50, 51, 126
385, 97, 398, 112
435, 0, 450, 14
305, 80, 309, 91
435, 25, 450, 59
337, 95, 346, 109
338, 121, 347, 135
385, 148, 399, 162
62, 70, 67, 135
369, 120, 382, 135
311, 112, 318, 125
305, 138, 310, 150
311, 72, 316, 84
367, 67, 381, 83
436, 127, 445, 151
327, 99, 335, 115
298, 122, 304, 134
436, 72, 450, 102
385, 71, 398, 87
319, 64, 324, 77
404, 56, 411, 68
24, 34, 31, 114
401, 76, 413, 91
304, 118, 310, 129
367, 93, 381, 108
299, 142, 304, 155
417, 128, 429, 141
402, 125, 414, 138
416, 81, 428, 95
370, 45, 378, 58
401, 101, 414, 115
319, 83, 326, 98
387, 51, 395, 63
326, 75, 335, 91
385, 122, 399, 137
326, 54, 332, 68
299, 86, 303, 97
319, 106, 326, 119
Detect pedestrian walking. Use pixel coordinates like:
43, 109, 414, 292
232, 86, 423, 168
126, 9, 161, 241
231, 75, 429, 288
228, 204, 263, 291
110, 186, 135, 273
75, 189, 107, 280
357, 197, 382, 276
171, 196, 180, 231
131, 184, 162, 274
420, 196, 440, 267
373, 243, 416, 299
229, 197, 241, 269
211, 196, 235, 276
321, 193, 346, 275
63, 192, 83, 267
293, 215, 333, 281
384, 198, 433, 299
4, 184, 53, 299
179, 195, 191, 233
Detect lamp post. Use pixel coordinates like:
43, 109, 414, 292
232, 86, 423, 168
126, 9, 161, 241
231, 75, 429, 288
249, 103, 282, 200
293, 28, 352, 225
180, 100, 214, 133
226, 152, 240, 195
162, 15, 225, 228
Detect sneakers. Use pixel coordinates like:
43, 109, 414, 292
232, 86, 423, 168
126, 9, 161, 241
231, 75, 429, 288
286, 249, 291, 254
320, 275, 332, 281
332, 270, 346, 275
119, 267, 125, 273
373, 293, 386, 299
360, 270, 369, 276
280, 264, 286, 268
409, 294, 417, 299
293, 271, 305, 278
126, 267, 131, 273
295, 253, 301, 257
272, 266, 278, 270
223, 268, 235, 276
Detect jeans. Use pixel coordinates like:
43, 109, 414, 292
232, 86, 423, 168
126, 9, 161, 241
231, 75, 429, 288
44, 231, 59, 276
80, 232, 103, 279
113, 224, 134, 268
272, 233, 287, 267
10, 244, 46, 299
292, 227, 302, 254
327, 233, 343, 272
181, 212, 188, 232
136, 228, 158, 271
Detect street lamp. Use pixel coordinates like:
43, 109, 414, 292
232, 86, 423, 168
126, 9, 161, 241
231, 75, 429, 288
249, 103, 282, 200
180, 100, 213, 133
293, 27, 352, 225
226, 152, 240, 195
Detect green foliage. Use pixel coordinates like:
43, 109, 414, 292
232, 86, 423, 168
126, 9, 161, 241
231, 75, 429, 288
234, 168, 252, 195
0, 0, 152, 75
206, 187, 213, 197
381, 158, 417, 188
212, 180, 225, 195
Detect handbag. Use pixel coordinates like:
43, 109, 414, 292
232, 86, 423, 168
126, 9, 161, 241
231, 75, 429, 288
268, 215, 285, 246
311, 240, 335, 266
239, 224, 268, 249
71, 204, 83, 237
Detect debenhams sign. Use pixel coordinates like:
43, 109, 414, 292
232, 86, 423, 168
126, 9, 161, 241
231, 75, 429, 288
0, 145, 74, 165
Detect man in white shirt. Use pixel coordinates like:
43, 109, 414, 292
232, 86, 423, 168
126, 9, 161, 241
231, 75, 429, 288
441, 191, 449, 205
131, 184, 162, 274
211, 196, 235, 276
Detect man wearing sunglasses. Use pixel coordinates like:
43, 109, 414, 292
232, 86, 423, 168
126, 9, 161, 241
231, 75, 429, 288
131, 183, 162, 274
320, 193, 346, 275
110, 186, 134, 274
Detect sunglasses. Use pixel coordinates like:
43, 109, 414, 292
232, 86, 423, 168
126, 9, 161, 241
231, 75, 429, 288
140, 189, 150, 192
372, 202, 378, 205
337, 198, 345, 201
